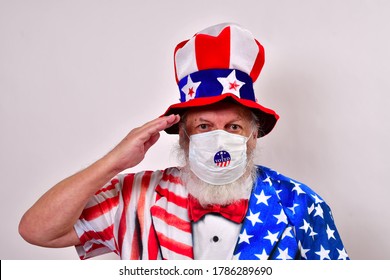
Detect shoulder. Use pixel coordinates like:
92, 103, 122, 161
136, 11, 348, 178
256, 165, 327, 209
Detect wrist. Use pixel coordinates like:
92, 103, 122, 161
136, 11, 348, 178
98, 150, 130, 177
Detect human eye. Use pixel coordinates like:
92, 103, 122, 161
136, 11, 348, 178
197, 123, 210, 130
227, 123, 242, 132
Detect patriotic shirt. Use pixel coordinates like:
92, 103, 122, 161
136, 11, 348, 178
74, 166, 349, 260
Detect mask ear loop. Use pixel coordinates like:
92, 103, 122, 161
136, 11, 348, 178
179, 121, 191, 140
245, 129, 255, 143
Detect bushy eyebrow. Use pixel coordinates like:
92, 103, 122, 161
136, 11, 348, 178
195, 116, 244, 123
195, 117, 213, 123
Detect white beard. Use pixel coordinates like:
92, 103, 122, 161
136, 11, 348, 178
173, 142, 258, 207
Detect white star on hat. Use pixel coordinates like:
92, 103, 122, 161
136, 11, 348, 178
217, 70, 245, 96
181, 75, 201, 101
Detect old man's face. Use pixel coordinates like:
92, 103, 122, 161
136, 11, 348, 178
177, 101, 259, 206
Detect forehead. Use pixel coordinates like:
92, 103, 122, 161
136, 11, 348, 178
185, 102, 253, 123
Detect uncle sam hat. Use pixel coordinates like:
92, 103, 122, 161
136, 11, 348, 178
163, 23, 279, 137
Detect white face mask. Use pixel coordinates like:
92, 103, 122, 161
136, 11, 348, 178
188, 130, 251, 185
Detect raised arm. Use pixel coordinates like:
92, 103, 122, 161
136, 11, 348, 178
18, 114, 180, 248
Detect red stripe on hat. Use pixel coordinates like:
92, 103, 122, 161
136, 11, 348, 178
174, 39, 190, 83
195, 27, 230, 71
249, 39, 265, 82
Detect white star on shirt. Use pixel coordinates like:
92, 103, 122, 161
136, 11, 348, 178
254, 190, 271, 206
276, 248, 293, 260
255, 249, 269, 260
263, 175, 272, 186
311, 194, 324, 204
298, 241, 310, 259
217, 70, 245, 96
315, 245, 330, 260
307, 203, 315, 215
337, 248, 349, 260
299, 219, 311, 233
309, 228, 318, 239
291, 180, 305, 195
181, 75, 201, 101
238, 229, 253, 244
246, 210, 262, 226
288, 203, 299, 215
274, 209, 288, 225
275, 189, 282, 200
264, 230, 279, 245
326, 224, 336, 240
281, 226, 294, 239
232, 252, 241, 260
314, 204, 324, 218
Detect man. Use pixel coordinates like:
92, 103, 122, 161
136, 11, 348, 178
19, 23, 349, 260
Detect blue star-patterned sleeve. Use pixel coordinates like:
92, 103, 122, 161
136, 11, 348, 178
268, 166, 349, 260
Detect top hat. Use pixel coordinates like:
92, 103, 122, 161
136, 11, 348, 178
162, 23, 279, 137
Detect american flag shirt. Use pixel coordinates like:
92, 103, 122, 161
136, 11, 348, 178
74, 166, 349, 260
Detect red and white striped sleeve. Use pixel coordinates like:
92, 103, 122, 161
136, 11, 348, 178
73, 169, 163, 259
73, 175, 123, 259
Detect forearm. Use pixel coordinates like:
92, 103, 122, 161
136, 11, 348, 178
19, 154, 120, 247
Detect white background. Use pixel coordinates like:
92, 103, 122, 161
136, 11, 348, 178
1, 0, 389, 260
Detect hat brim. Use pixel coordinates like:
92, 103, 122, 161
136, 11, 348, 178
162, 93, 279, 138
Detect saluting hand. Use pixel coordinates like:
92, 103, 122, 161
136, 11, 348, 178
105, 114, 180, 172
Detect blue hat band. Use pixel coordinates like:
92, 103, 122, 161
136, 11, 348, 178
178, 69, 255, 103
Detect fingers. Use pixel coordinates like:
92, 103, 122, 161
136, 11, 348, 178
138, 114, 180, 141
165, 114, 181, 128
107, 115, 181, 171
150, 114, 180, 131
